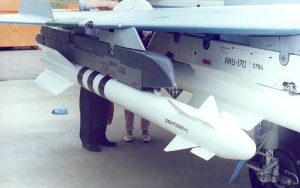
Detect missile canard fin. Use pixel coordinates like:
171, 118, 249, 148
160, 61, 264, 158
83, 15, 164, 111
164, 135, 197, 152
196, 95, 221, 129
190, 148, 215, 161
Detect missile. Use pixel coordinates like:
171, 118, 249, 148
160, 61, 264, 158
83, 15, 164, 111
35, 43, 256, 160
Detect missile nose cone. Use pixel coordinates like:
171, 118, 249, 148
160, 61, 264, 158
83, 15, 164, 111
240, 137, 256, 160
220, 135, 256, 160
219, 111, 257, 160
229, 128, 257, 160
217, 125, 257, 160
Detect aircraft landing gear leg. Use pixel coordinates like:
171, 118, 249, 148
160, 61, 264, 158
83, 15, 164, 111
248, 122, 300, 187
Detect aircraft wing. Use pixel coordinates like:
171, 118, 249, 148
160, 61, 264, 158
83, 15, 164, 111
1, 0, 300, 36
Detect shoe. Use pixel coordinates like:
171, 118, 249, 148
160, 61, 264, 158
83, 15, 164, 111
82, 143, 101, 152
124, 135, 134, 142
142, 135, 151, 142
98, 138, 117, 147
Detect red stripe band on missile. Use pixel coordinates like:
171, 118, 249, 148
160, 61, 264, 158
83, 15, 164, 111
87, 71, 99, 93
77, 67, 89, 86
203, 59, 212, 65
98, 75, 112, 98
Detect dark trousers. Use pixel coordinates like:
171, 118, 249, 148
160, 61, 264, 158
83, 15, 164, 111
79, 87, 109, 145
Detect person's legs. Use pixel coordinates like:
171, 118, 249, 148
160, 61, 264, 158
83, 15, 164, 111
79, 88, 101, 152
125, 109, 134, 131
141, 118, 151, 142
141, 118, 150, 131
124, 109, 134, 142
93, 95, 116, 147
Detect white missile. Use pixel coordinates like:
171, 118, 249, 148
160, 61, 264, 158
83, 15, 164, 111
35, 44, 256, 160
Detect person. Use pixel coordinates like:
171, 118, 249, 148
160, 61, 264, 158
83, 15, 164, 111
79, 0, 118, 152
124, 31, 153, 143
79, 0, 118, 11
124, 110, 150, 142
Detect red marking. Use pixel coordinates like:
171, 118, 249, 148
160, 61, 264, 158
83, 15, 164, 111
145, 71, 159, 78
85, 56, 96, 64
131, 82, 140, 87
220, 46, 230, 54
97, 60, 109, 66
220, 46, 230, 50
220, 51, 229, 54
144, 63, 155, 69
108, 71, 116, 77
203, 59, 212, 65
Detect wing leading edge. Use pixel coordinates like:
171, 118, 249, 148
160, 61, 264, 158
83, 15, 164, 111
1, 0, 300, 36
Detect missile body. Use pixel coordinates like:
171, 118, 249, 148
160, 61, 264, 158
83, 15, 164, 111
36, 44, 256, 160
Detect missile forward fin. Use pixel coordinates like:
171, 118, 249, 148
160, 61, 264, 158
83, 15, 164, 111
219, 103, 264, 131
220, 111, 240, 129
164, 136, 197, 152
194, 95, 221, 129
35, 69, 74, 96
167, 96, 220, 129
190, 147, 215, 161
234, 112, 263, 131
188, 93, 263, 130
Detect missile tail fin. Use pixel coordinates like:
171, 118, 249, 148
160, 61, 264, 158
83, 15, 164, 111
164, 136, 197, 152
37, 44, 76, 70
190, 147, 215, 161
35, 69, 74, 96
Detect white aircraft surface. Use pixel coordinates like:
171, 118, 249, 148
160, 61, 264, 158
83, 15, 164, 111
1, 0, 300, 187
